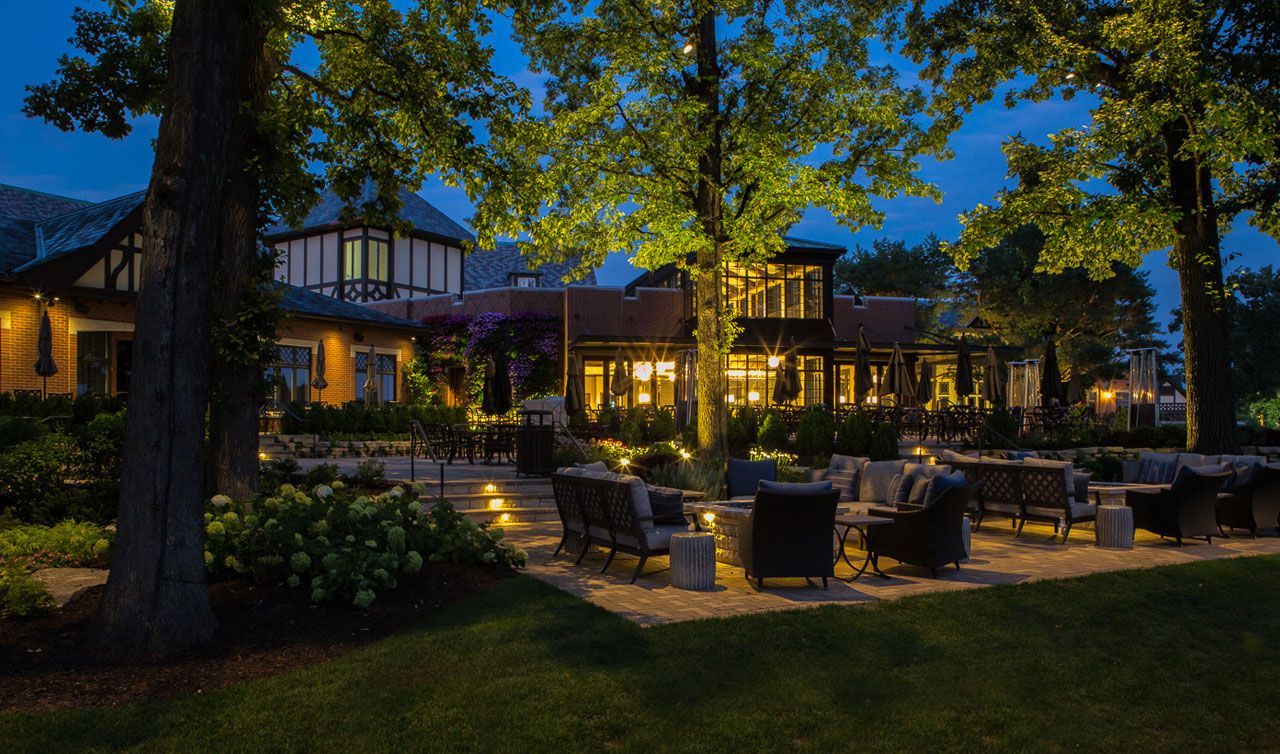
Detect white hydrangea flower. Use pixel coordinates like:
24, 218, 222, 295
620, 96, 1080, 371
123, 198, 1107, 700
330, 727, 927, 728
313, 484, 334, 499
210, 494, 232, 508
388, 486, 404, 498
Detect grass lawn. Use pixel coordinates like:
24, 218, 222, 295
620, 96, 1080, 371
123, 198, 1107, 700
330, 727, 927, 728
4, 555, 1280, 752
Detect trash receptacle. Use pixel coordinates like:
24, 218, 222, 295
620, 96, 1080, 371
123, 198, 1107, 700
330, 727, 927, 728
516, 409, 555, 476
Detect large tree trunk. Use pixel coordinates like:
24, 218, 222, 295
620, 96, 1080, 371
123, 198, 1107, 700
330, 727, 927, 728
692, 9, 728, 459
90, 0, 252, 659
208, 26, 274, 500
1163, 118, 1238, 454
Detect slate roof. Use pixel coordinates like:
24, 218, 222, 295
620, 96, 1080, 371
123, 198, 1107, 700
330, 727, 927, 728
781, 235, 847, 252
266, 182, 473, 243
15, 191, 146, 273
276, 283, 421, 329
464, 242, 597, 290
0, 184, 93, 275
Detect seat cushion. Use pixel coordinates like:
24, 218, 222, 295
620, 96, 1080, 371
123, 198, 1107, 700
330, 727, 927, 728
613, 473, 654, 532
1026, 501, 1097, 520
644, 523, 691, 551
574, 460, 609, 472
905, 463, 953, 479
1138, 452, 1180, 484
939, 448, 977, 464
758, 479, 834, 495
588, 525, 641, 549
727, 459, 776, 498
859, 460, 907, 503
646, 485, 686, 525
1023, 457, 1076, 502
983, 501, 1021, 515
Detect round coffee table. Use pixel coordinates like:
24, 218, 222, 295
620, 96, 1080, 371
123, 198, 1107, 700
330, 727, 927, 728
1095, 505, 1134, 549
670, 532, 716, 590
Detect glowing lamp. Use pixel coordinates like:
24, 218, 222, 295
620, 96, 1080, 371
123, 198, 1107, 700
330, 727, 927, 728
638, 392, 652, 404
748, 390, 760, 402
499, 513, 511, 523
484, 483, 496, 494
767, 356, 780, 368
489, 498, 503, 510
838, 395, 847, 404
619, 458, 630, 467
633, 361, 654, 381
727, 394, 736, 403
702, 512, 716, 524
680, 450, 691, 460
681, 42, 694, 54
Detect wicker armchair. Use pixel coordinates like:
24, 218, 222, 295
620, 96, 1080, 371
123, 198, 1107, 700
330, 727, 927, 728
1216, 466, 1280, 537
866, 484, 972, 577
739, 488, 840, 589
1126, 469, 1232, 545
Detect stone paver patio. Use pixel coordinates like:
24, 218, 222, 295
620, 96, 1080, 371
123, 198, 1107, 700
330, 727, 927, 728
505, 519, 1280, 626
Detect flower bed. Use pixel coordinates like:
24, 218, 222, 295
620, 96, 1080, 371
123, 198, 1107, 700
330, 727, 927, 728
0, 520, 113, 618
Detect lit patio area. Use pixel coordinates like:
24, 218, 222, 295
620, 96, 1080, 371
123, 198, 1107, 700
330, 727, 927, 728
504, 520, 1280, 626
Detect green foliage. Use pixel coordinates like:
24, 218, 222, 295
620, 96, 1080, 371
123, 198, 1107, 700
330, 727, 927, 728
980, 409, 1021, 450
868, 421, 901, 462
756, 410, 788, 451
0, 520, 113, 620
260, 458, 301, 492
0, 434, 79, 522
0, 418, 46, 452
836, 410, 875, 456
648, 459, 725, 500
203, 484, 524, 608
1245, 394, 1280, 428
76, 411, 125, 481
351, 460, 388, 489
304, 463, 342, 488
280, 403, 467, 438
726, 407, 761, 456
0, 569, 54, 619
1078, 453, 1124, 484
956, 226, 1167, 383
794, 406, 835, 459
1225, 267, 1280, 401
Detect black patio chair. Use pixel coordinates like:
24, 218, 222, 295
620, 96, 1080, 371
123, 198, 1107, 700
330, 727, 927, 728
739, 487, 840, 589
1216, 466, 1280, 537
1126, 469, 1232, 545
866, 483, 974, 577
726, 458, 777, 500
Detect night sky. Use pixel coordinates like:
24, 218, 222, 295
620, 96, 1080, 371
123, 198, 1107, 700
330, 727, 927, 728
2, 0, 1275, 334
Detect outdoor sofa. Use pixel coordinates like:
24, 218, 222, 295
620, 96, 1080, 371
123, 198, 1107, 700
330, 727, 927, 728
1123, 451, 1267, 485
550, 465, 690, 582
939, 450, 1096, 543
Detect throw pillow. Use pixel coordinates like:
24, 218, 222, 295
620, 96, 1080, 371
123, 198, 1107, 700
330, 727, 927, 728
645, 485, 687, 525
829, 454, 868, 471
1072, 472, 1093, 505
906, 475, 931, 506
885, 472, 917, 506
574, 460, 609, 472
824, 468, 859, 502
922, 470, 967, 506
859, 459, 907, 503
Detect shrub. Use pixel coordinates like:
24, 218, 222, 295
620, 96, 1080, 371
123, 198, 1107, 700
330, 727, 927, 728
351, 459, 388, 488
794, 406, 835, 459
647, 408, 677, 442
726, 407, 760, 455
76, 411, 125, 480
0, 568, 53, 619
620, 409, 646, 446
260, 458, 300, 492
868, 421, 901, 461
0, 434, 79, 522
836, 411, 874, 456
204, 484, 524, 608
757, 410, 788, 450
1079, 452, 1124, 483
649, 458, 724, 499
0, 418, 45, 452
304, 463, 342, 488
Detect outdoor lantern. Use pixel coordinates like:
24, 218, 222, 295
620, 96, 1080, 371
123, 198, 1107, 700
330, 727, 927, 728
633, 361, 654, 382
682, 42, 694, 54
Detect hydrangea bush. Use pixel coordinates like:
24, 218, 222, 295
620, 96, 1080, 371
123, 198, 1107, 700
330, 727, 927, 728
0, 520, 113, 619
204, 483, 526, 609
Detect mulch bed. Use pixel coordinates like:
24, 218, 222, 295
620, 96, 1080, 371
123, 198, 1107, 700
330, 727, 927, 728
0, 563, 503, 712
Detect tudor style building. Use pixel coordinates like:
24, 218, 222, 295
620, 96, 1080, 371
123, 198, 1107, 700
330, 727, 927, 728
0, 183, 420, 405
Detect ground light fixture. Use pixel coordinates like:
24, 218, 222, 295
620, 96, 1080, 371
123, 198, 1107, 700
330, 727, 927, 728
484, 482, 496, 494
681, 42, 694, 54
680, 450, 691, 460
489, 498, 503, 510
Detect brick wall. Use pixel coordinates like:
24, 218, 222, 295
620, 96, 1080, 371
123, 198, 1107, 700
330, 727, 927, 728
0, 283, 415, 405
831, 295, 917, 344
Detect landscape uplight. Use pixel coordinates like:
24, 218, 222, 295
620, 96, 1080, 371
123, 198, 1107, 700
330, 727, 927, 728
681, 42, 694, 54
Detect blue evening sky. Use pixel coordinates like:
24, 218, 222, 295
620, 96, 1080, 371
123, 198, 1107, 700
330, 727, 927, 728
2, 1, 1275, 332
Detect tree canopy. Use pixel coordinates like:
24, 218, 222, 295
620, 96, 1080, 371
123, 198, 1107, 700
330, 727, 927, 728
833, 235, 954, 300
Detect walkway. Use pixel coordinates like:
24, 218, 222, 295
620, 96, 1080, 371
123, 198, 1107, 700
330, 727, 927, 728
505, 520, 1280, 626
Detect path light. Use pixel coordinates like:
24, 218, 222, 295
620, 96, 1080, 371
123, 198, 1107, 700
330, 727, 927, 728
500, 513, 511, 523
259, 452, 269, 461
1065, 72, 1076, 80
619, 458, 630, 468
489, 498, 504, 509
703, 512, 715, 525
484, 482, 496, 494
680, 449, 691, 460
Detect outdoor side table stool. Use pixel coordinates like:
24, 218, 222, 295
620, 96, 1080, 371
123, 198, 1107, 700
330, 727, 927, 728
1095, 505, 1135, 549
670, 532, 716, 590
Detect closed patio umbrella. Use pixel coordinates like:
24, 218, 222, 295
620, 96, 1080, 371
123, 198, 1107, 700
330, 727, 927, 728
915, 357, 934, 406
481, 349, 513, 416
608, 349, 631, 398
310, 339, 328, 402
676, 349, 695, 429
854, 327, 874, 404
981, 347, 1005, 406
564, 352, 584, 415
34, 309, 58, 397
880, 343, 916, 406
1065, 373, 1084, 405
1039, 338, 1063, 407
362, 345, 379, 407
771, 350, 801, 405
954, 336, 976, 400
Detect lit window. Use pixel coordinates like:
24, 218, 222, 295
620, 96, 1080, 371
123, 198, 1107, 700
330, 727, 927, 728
343, 239, 363, 282
511, 273, 539, 288
367, 239, 390, 282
